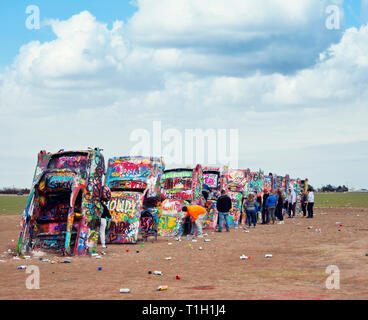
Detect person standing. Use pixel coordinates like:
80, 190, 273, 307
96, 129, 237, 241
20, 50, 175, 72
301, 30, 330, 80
182, 204, 207, 237
307, 188, 315, 218
256, 193, 263, 223
242, 193, 258, 228
265, 190, 277, 224
216, 190, 232, 232
287, 187, 297, 218
99, 186, 112, 249
301, 191, 308, 217
275, 189, 284, 223
261, 189, 269, 224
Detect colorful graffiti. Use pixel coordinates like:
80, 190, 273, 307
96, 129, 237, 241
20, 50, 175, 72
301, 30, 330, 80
18, 148, 105, 257
157, 199, 186, 237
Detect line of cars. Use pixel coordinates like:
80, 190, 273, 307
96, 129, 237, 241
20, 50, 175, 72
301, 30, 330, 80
17, 148, 308, 256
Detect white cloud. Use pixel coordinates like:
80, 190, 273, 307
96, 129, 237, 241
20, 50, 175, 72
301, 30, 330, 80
0, 7, 368, 188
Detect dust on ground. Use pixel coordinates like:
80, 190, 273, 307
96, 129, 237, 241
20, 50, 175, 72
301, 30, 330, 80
1, 207, 368, 300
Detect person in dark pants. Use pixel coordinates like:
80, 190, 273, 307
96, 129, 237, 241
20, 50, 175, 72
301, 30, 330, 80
265, 190, 277, 224
307, 188, 315, 218
275, 189, 284, 223
261, 189, 269, 224
242, 193, 258, 228
256, 193, 262, 223
216, 190, 232, 232
301, 191, 308, 217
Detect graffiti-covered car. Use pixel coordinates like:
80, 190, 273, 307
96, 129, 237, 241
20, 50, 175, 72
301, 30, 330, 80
202, 167, 226, 229
223, 168, 248, 226
104, 156, 165, 244
18, 148, 105, 256
158, 165, 205, 236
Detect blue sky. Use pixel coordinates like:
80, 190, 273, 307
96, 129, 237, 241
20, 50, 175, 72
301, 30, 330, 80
0, 0, 138, 70
0, 1, 367, 189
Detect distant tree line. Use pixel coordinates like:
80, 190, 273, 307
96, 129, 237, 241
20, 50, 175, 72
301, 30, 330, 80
0, 187, 30, 195
317, 184, 349, 193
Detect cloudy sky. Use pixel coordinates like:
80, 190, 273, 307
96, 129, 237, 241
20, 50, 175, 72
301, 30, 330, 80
0, 0, 367, 189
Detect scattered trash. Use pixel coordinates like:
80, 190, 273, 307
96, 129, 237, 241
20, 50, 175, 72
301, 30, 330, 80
187, 235, 190, 241
50, 261, 57, 264
336, 222, 341, 224
176, 237, 181, 241
22, 255, 31, 260
126, 249, 129, 253
203, 233, 208, 237
141, 244, 144, 247
42, 259, 50, 263
204, 239, 211, 242
199, 247, 203, 250
95, 255, 102, 259
154, 271, 163, 275
32, 251, 45, 257
165, 257, 172, 260
63, 260, 72, 263
17, 266, 27, 269
295, 223, 301, 226
308, 226, 313, 229
136, 251, 140, 253
120, 288, 131, 293
168, 242, 173, 245
157, 285, 168, 291
365, 253, 368, 257
315, 228, 322, 233
98, 267, 102, 271
101, 251, 106, 255
91, 253, 99, 257
192, 239, 198, 242
13, 256, 20, 260
240, 254, 248, 260
265, 254, 273, 258
244, 230, 249, 233
188, 244, 192, 247
176, 275, 181, 280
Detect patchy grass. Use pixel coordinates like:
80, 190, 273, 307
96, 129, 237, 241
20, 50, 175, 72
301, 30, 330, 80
315, 192, 368, 208
0, 195, 28, 215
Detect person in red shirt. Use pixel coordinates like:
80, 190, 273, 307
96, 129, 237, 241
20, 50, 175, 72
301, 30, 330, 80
182, 205, 206, 237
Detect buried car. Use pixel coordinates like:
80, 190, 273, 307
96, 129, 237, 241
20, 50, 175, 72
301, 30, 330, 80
104, 156, 165, 244
158, 165, 205, 236
17, 148, 106, 256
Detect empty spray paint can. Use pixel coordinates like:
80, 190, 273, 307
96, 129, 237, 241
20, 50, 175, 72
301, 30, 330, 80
154, 271, 162, 275
265, 254, 273, 258
17, 266, 27, 269
157, 286, 168, 291
119, 288, 131, 293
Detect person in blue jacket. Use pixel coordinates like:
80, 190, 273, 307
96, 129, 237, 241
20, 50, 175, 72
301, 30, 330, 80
265, 190, 277, 224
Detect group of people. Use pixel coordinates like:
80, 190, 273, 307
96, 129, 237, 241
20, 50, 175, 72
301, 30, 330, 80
98, 184, 315, 245
243, 187, 315, 228
181, 187, 315, 237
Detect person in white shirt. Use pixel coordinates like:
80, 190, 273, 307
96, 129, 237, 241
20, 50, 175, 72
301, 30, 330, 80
306, 188, 314, 218
287, 188, 297, 218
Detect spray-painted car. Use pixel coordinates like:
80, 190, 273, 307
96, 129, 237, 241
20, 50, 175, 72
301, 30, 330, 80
104, 156, 165, 244
202, 167, 226, 229
158, 165, 205, 236
223, 168, 248, 226
18, 148, 105, 256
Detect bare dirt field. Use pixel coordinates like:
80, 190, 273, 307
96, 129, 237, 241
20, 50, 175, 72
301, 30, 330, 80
1, 207, 368, 300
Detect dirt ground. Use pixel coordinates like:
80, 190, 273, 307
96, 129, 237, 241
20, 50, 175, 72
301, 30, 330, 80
1, 207, 368, 300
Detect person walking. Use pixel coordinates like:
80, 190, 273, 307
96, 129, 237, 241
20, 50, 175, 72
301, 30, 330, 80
216, 190, 232, 232
265, 190, 277, 224
275, 189, 284, 223
182, 204, 207, 237
261, 189, 269, 224
242, 193, 258, 228
307, 188, 315, 218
